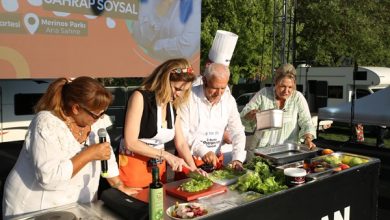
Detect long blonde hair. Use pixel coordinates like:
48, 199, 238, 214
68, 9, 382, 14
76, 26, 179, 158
141, 58, 196, 107
34, 76, 112, 119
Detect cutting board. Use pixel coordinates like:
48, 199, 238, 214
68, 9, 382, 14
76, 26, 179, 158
165, 180, 227, 201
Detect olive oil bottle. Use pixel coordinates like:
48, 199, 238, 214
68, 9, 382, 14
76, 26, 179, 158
149, 166, 164, 220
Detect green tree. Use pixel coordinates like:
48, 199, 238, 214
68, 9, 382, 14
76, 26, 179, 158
296, 0, 390, 66
201, 0, 274, 84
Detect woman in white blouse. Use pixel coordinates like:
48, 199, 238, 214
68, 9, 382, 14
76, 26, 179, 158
2, 77, 140, 218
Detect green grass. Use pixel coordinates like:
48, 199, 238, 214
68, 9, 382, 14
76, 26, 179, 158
318, 123, 390, 149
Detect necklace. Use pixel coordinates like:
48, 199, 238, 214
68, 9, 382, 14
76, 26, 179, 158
66, 120, 85, 142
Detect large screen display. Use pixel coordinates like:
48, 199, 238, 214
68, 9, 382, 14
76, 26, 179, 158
0, 0, 201, 78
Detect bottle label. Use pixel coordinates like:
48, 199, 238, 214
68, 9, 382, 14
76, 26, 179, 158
149, 188, 164, 220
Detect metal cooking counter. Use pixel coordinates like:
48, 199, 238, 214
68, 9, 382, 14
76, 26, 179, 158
9, 202, 122, 220
98, 156, 380, 220
89, 188, 249, 220
12, 156, 379, 220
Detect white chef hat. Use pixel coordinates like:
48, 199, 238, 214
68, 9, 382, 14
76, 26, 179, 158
208, 30, 239, 66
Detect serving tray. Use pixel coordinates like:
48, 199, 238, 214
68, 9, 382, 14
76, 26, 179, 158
254, 143, 320, 165
275, 160, 334, 180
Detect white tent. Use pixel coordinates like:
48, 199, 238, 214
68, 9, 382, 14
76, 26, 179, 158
318, 87, 390, 126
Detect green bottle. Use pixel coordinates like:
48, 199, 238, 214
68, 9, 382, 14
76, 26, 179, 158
149, 166, 164, 220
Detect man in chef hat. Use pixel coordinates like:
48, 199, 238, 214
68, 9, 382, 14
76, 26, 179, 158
208, 30, 238, 146
178, 30, 245, 177
208, 30, 239, 66
193, 30, 239, 86
191, 30, 239, 145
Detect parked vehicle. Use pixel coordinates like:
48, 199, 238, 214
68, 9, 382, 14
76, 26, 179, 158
236, 92, 255, 112
291, 66, 390, 112
0, 79, 53, 143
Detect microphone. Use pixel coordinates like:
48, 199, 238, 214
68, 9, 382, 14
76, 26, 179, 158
98, 128, 108, 178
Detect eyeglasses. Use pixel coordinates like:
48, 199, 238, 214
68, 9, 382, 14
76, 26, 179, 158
79, 105, 106, 120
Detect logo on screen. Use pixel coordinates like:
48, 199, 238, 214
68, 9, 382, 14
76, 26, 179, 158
24, 13, 39, 34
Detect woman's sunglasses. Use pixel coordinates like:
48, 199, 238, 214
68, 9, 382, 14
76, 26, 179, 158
79, 105, 106, 120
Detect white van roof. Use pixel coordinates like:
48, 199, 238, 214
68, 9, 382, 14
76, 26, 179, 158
360, 66, 390, 86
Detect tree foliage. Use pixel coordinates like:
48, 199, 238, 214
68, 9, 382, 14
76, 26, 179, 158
296, 0, 390, 66
201, 0, 274, 84
202, 0, 390, 84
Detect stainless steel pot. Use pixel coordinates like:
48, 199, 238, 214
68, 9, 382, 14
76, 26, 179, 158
256, 109, 283, 130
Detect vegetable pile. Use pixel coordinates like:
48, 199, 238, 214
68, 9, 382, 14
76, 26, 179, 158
306, 154, 368, 173
208, 167, 245, 182
178, 173, 213, 193
230, 157, 287, 195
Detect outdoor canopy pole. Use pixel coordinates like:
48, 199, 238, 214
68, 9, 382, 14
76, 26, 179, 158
349, 61, 358, 142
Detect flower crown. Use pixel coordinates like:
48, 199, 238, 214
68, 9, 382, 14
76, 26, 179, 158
171, 67, 194, 75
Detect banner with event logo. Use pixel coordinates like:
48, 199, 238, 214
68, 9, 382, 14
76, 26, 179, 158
0, 0, 201, 78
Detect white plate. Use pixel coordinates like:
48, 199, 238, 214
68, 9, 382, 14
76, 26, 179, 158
166, 202, 208, 219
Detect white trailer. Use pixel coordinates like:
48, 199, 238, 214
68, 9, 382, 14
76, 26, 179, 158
0, 79, 52, 143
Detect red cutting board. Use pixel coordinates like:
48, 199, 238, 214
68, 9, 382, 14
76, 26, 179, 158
164, 180, 227, 201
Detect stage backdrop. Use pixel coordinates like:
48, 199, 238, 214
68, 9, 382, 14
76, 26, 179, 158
0, 0, 201, 79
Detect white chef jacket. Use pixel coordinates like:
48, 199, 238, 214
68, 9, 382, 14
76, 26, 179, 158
180, 85, 246, 163
3, 111, 119, 218
132, 0, 201, 60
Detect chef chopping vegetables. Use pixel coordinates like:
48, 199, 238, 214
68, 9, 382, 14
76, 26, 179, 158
179, 30, 246, 177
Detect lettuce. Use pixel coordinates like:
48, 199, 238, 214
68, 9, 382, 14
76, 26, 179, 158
178, 177, 213, 193
231, 157, 288, 195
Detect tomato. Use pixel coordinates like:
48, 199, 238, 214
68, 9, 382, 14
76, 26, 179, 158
340, 163, 350, 170
322, 149, 334, 155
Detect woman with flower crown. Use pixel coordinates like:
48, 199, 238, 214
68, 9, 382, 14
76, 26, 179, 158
118, 58, 205, 188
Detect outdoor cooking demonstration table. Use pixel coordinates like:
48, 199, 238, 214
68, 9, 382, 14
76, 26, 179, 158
12, 154, 379, 220
100, 153, 379, 220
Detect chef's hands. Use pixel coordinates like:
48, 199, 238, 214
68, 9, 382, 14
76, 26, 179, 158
190, 168, 209, 177
202, 151, 219, 168
230, 160, 244, 171
201, 152, 244, 171
164, 152, 191, 172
